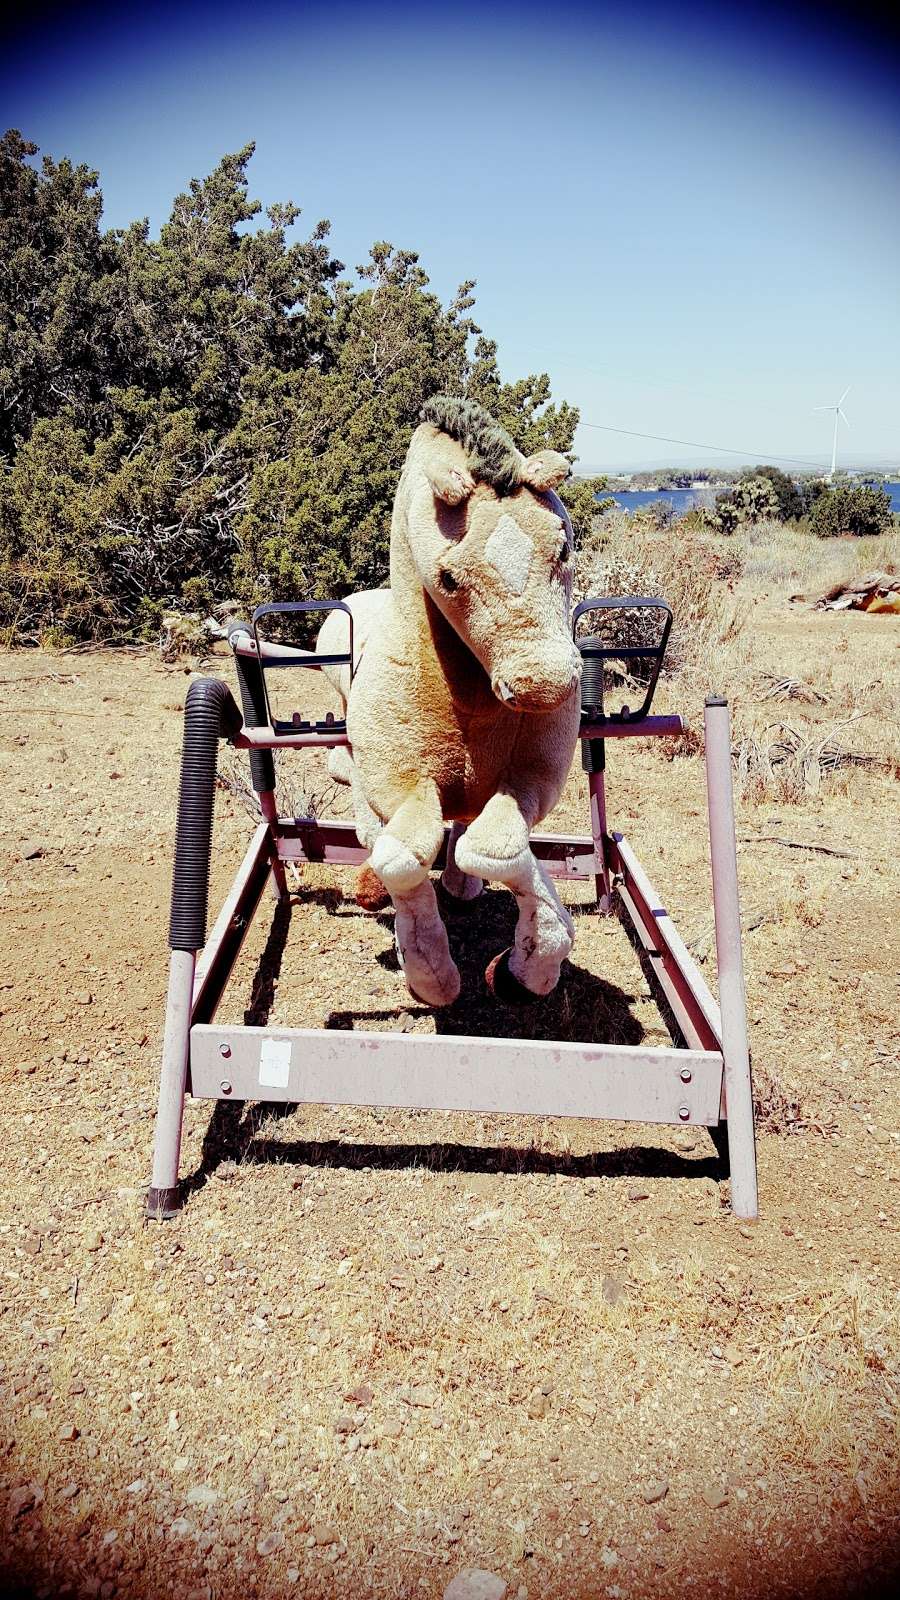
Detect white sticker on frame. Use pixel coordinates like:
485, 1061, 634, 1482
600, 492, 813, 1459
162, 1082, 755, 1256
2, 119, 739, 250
259, 1037, 291, 1089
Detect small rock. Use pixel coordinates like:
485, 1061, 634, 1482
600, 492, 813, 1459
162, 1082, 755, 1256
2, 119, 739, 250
169, 1517, 193, 1537
58, 1423, 79, 1442
69, 1380, 86, 1396
312, 1523, 338, 1546
642, 1480, 669, 1504
444, 1571, 507, 1600
74, 992, 93, 1006
124, 1480, 145, 1494
60, 1483, 80, 1500
379, 1417, 404, 1440
256, 1531, 284, 1557
400, 1384, 437, 1408
85, 1231, 103, 1252
344, 1383, 373, 1407
627, 1185, 650, 1201
186, 1485, 219, 1507
526, 1392, 548, 1420
21, 841, 44, 861
701, 1484, 729, 1509
333, 1414, 356, 1435
601, 1275, 626, 1306
287, 1570, 300, 1585
10, 1484, 40, 1517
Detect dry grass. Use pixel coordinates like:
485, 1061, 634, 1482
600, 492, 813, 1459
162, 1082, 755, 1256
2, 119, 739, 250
737, 519, 900, 595
756, 1278, 900, 1473
579, 513, 900, 803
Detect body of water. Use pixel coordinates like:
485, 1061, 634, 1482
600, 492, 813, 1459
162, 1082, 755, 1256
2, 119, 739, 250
597, 482, 900, 515
596, 487, 706, 515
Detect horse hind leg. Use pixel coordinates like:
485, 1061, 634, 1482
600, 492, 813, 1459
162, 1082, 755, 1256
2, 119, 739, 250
438, 821, 483, 914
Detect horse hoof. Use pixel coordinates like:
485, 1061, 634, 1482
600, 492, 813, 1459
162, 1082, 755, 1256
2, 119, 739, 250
485, 948, 539, 1004
355, 864, 390, 912
435, 877, 483, 918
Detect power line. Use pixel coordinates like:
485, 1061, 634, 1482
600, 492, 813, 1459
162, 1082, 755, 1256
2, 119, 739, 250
576, 420, 829, 472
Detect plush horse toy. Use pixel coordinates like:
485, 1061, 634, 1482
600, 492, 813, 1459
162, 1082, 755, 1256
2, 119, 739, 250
317, 396, 582, 1007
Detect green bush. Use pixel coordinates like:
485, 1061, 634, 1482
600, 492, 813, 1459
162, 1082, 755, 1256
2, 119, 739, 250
810, 484, 893, 539
707, 475, 779, 534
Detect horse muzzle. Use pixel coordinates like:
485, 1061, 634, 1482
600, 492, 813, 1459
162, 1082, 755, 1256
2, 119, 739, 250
491, 649, 581, 713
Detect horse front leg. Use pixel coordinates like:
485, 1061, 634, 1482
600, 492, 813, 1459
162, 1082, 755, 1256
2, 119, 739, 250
454, 791, 574, 999
370, 780, 460, 1007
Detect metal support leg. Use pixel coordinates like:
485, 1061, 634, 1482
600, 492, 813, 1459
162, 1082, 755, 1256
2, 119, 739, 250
258, 789, 289, 899
147, 949, 196, 1219
584, 741, 613, 911
704, 696, 758, 1219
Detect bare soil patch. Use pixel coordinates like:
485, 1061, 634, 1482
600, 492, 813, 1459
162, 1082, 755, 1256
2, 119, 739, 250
1, 585, 898, 1600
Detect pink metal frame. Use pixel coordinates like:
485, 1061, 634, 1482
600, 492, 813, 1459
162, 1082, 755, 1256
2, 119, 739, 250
149, 702, 758, 1219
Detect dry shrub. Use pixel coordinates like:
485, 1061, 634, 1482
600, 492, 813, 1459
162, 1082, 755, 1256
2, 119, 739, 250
576, 510, 747, 683
734, 717, 893, 802
752, 1058, 813, 1134
217, 747, 350, 823
754, 672, 826, 705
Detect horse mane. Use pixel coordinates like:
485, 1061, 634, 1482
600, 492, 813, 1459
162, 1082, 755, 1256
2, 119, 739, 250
420, 395, 523, 497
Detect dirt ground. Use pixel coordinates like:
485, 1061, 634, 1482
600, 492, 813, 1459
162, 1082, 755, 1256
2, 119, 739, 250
1, 583, 898, 1600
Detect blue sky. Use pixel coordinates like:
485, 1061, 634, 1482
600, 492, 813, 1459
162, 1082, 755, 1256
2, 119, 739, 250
3, 1, 898, 471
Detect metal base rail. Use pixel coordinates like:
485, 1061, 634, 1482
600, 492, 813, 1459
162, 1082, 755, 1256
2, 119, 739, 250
148, 691, 757, 1221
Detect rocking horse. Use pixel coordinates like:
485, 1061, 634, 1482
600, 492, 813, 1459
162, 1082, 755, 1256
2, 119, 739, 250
145, 396, 759, 1223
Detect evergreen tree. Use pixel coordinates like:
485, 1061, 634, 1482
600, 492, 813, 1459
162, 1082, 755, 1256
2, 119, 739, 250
0, 133, 585, 643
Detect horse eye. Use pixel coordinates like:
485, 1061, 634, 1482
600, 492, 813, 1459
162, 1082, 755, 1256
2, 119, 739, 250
439, 569, 459, 593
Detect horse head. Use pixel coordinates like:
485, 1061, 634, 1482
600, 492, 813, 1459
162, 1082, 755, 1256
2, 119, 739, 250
399, 399, 583, 713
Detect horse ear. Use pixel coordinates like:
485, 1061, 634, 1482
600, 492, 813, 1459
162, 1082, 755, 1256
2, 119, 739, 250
520, 450, 571, 491
413, 423, 477, 505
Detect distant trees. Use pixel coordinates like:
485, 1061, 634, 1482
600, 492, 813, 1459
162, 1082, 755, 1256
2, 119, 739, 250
700, 463, 894, 539
0, 134, 582, 644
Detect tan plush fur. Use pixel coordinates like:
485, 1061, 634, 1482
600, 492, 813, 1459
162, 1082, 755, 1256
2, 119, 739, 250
316, 414, 582, 1006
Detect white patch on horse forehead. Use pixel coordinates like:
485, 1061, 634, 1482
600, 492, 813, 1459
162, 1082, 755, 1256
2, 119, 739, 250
484, 513, 533, 596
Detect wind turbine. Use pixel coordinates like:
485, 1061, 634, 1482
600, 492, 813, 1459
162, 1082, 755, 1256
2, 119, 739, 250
814, 386, 850, 480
